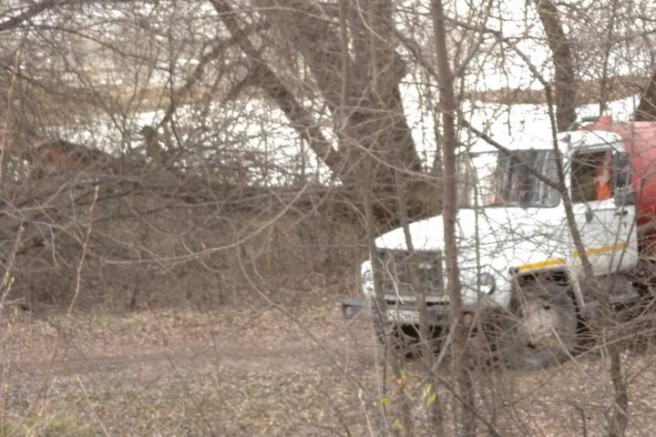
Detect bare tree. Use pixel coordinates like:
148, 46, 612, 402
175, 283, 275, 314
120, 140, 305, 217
4, 1, 656, 435
533, 0, 577, 131
430, 0, 476, 435
636, 69, 656, 120
210, 0, 436, 222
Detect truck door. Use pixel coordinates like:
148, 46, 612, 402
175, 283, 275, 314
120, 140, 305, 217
570, 148, 638, 276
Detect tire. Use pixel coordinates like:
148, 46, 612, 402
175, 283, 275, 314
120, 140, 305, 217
373, 319, 442, 358
499, 280, 578, 370
633, 259, 656, 297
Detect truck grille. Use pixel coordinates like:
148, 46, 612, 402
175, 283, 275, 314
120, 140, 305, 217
375, 249, 444, 298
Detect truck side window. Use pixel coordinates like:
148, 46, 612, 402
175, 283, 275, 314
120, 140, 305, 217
571, 150, 613, 203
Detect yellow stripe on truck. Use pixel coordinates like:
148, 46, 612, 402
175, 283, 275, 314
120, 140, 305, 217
515, 243, 628, 273
516, 258, 565, 272
573, 243, 627, 257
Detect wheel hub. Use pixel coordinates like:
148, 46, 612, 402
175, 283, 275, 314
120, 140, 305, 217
518, 298, 561, 347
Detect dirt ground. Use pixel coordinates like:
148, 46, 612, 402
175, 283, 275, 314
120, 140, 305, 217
3, 299, 656, 436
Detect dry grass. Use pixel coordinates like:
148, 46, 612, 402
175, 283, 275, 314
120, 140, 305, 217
2, 300, 656, 436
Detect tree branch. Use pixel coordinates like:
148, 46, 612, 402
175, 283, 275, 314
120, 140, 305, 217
210, 0, 344, 175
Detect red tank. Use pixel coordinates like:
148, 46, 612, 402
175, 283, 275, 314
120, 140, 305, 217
583, 116, 656, 235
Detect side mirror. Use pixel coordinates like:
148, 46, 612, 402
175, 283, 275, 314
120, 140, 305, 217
613, 152, 636, 206
615, 187, 636, 206
612, 152, 631, 189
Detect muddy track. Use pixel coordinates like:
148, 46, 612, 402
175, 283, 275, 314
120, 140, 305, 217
2, 304, 382, 435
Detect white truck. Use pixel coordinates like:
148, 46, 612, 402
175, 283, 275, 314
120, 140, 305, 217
343, 116, 656, 368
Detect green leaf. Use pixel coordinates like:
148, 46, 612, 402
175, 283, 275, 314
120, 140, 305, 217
421, 383, 433, 399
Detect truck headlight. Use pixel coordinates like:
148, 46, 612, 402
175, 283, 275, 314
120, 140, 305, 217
360, 260, 375, 298
478, 272, 496, 294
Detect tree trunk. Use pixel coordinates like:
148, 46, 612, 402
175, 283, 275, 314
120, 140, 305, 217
635, 68, 656, 121
430, 0, 476, 435
214, 0, 437, 224
534, 0, 577, 132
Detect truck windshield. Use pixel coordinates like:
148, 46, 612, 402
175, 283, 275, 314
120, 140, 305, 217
457, 150, 560, 208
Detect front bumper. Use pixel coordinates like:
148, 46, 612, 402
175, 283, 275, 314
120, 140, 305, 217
341, 298, 454, 327
341, 297, 503, 327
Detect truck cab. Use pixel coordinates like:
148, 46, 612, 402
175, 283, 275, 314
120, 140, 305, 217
344, 123, 642, 368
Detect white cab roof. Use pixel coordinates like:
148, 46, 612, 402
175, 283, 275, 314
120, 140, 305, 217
460, 129, 622, 155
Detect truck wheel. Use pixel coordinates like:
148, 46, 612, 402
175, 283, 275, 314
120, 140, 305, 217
501, 280, 578, 369
373, 320, 441, 358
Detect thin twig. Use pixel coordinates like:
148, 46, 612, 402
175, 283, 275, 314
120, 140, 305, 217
0, 224, 24, 314
67, 185, 99, 315
76, 376, 111, 437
